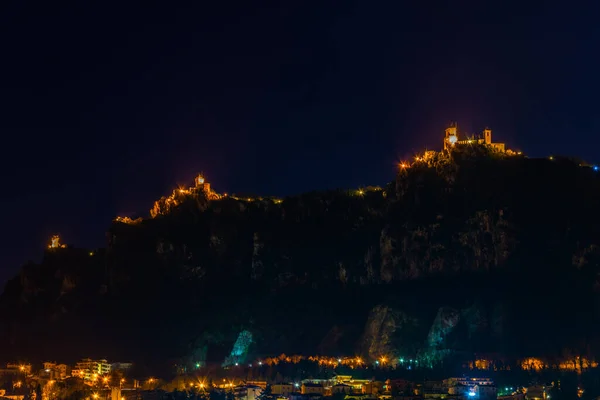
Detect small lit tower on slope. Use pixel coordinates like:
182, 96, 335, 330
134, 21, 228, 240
48, 235, 66, 249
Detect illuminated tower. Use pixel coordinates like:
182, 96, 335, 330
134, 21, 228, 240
483, 127, 492, 144
50, 235, 60, 248
444, 123, 458, 150
48, 235, 66, 249
195, 173, 212, 195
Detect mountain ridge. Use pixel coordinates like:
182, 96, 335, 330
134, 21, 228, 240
1, 145, 599, 375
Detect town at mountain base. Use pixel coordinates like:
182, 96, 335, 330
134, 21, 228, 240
1, 142, 600, 377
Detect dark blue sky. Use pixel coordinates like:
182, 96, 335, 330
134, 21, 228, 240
0, 1, 599, 282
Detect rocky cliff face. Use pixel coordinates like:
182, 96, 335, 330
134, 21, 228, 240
361, 305, 417, 360
1, 147, 600, 371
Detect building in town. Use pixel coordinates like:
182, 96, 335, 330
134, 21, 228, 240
234, 385, 264, 400
42, 362, 69, 380
332, 376, 372, 394
72, 359, 110, 381
246, 381, 267, 389
362, 381, 384, 395
444, 377, 497, 399
301, 383, 324, 395
331, 384, 353, 395
5, 364, 31, 375
385, 379, 415, 395
272, 384, 295, 396
55, 364, 68, 379
43, 362, 55, 371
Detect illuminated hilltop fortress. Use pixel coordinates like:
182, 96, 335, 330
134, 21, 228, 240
193, 174, 219, 199
149, 174, 222, 218
443, 123, 505, 152
404, 123, 520, 171
115, 173, 287, 223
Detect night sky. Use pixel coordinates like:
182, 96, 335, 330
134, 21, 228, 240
0, 2, 598, 283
